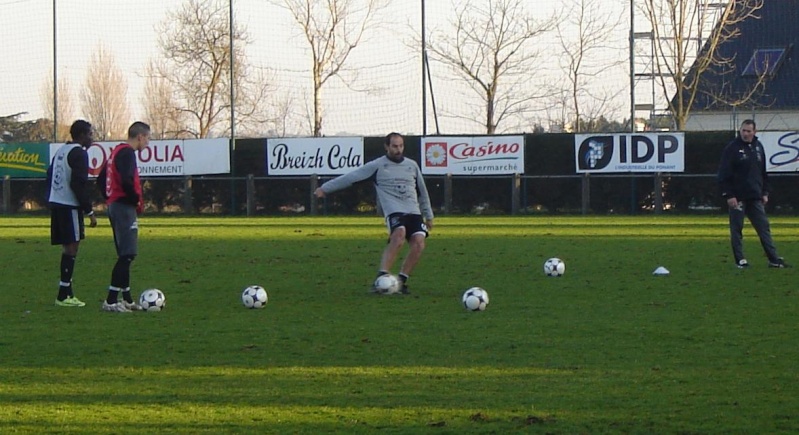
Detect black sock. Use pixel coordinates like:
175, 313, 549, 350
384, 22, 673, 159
122, 288, 134, 303
376, 270, 389, 278
111, 256, 133, 290
109, 256, 134, 304
106, 287, 121, 304
57, 284, 71, 301
58, 254, 76, 300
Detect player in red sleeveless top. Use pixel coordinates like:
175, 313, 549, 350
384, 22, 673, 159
97, 122, 151, 312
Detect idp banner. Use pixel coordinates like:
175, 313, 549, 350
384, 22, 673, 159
758, 131, 799, 172
421, 136, 524, 175
575, 133, 685, 173
0, 142, 49, 178
50, 138, 230, 177
266, 137, 364, 175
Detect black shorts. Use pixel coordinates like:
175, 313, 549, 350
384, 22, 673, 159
50, 207, 84, 245
385, 213, 429, 241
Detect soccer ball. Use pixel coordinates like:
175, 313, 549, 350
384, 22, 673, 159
373, 274, 400, 295
139, 289, 166, 312
242, 285, 268, 309
462, 287, 489, 311
544, 257, 566, 277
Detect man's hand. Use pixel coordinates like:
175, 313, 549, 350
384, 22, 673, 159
314, 188, 326, 198
727, 197, 739, 210
425, 219, 433, 231
762, 195, 769, 205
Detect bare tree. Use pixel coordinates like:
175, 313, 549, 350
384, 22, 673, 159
640, 0, 764, 130
142, 61, 188, 140
231, 65, 275, 138
80, 44, 130, 141
154, 0, 272, 139
268, 91, 305, 137
555, 0, 625, 132
544, 89, 575, 133
425, 0, 559, 134
272, 0, 388, 137
40, 73, 74, 141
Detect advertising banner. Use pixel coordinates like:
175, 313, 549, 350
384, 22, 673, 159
574, 133, 685, 173
757, 131, 799, 172
49, 138, 230, 177
266, 137, 364, 175
421, 136, 524, 175
0, 142, 50, 178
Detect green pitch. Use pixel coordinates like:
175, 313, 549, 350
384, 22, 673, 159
1, 215, 798, 434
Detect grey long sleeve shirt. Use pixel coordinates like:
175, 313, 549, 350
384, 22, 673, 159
320, 155, 434, 221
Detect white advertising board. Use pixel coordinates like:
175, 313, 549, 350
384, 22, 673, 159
50, 138, 230, 177
266, 137, 364, 175
757, 131, 799, 172
421, 136, 524, 175
574, 133, 685, 173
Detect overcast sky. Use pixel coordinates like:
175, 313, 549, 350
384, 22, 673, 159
0, 0, 633, 136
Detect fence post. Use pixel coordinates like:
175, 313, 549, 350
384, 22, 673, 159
310, 175, 318, 216
654, 172, 663, 214
183, 175, 193, 215
511, 173, 520, 214
581, 173, 590, 215
2, 175, 10, 214
246, 174, 255, 216
444, 173, 453, 214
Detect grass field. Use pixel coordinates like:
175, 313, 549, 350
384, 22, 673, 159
1, 215, 799, 434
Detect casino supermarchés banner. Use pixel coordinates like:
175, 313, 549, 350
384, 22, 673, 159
421, 136, 524, 175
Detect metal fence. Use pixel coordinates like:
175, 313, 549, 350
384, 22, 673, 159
8, 172, 799, 217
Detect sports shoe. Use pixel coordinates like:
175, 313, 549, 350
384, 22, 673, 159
102, 301, 131, 312
768, 258, 791, 268
400, 284, 410, 295
736, 259, 749, 269
68, 296, 86, 306
55, 296, 86, 307
120, 300, 143, 311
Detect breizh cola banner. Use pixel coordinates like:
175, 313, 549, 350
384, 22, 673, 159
265, 137, 364, 175
49, 138, 230, 177
574, 133, 685, 173
421, 136, 524, 175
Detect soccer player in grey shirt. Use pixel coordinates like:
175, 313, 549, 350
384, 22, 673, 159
315, 132, 434, 294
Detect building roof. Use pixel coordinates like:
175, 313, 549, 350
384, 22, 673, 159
687, 0, 798, 111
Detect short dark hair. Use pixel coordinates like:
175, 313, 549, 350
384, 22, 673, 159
742, 119, 757, 129
385, 132, 403, 146
128, 121, 151, 139
69, 120, 92, 140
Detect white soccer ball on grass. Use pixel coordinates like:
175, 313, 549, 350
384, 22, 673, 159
139, 289, 166, 312
462, 287, 489, 311
242, 285, 268, 309
544, 257, 566, 277
373, 274, 401, 295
